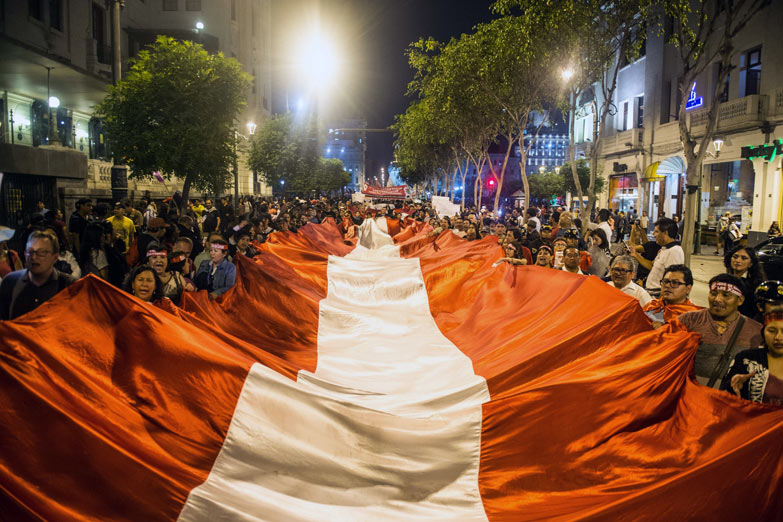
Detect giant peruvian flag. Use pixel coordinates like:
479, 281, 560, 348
1, 218, 782, 521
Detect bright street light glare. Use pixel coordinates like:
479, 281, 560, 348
561, 68, 574, 81
296, 29, 340, 91
247, 122, 257, 135
195, 21, 204, 30
48, 96, 60, 108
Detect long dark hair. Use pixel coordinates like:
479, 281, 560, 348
79, 222, 108, 268
589, 228, 610, 251
123, 264, 163, 301
724, 244, 764, 281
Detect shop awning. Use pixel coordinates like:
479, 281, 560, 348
643, 156, 685, 181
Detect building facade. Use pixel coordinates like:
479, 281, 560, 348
571, 2, 783, 244
0, 0, 272, 227
326, 118, 367, 192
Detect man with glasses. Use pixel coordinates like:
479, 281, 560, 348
0, 230, 76, 320
643, 264, 702, 328
607, 255, 652, 307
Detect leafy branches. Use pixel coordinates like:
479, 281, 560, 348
95, 36, 251, 203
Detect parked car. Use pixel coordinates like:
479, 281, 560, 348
755, 236, 783, 281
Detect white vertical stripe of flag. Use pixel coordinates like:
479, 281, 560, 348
179, 219, 490, 521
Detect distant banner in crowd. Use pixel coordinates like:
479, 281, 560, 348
1, 218, 782, 520
431, 195, 460, 217
361, 183, 407, 198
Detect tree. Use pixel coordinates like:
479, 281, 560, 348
96, 36, 251, 205
494, 0, 649, 229
247, 112, 323, 194
528, 170, 565, 202
561, 159, 605, 198
664, 0, 768, 262
318, 158, 351, 196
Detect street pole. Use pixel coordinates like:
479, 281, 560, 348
110, 1, 123, 85
108, 0, 128, 203
233, 131, 239, 215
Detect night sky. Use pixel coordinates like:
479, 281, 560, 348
271, 0, 496, 176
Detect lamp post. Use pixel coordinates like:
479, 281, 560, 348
47, 95, 60, 146
694, 136, 726, 254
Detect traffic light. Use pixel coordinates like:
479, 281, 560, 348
488, 178, 496, 188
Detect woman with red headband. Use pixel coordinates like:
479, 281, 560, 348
145, 244, 188, 305
194, 238, 236, 299
721, 312, 783, 405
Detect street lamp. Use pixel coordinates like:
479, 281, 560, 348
555, 166, 561, 175
247, 121, 256, 135
539, 165, 546, 174
712, 136, 724, 157
561, 68, 574, 81
48, 95, 60, 146
195, 21, 204, 30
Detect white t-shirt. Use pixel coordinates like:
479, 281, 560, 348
609, 280, 652, 307
645, 243, 685, 291
597, 222, 613, 242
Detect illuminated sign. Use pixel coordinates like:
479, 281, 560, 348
742, 139, 783, 161
685, 83, 703, 110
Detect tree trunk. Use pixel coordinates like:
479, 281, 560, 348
493, 139, 515, 213
567, 97, 585, 228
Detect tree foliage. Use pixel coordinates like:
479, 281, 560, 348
248, 113, 348, 195
95, 36, 251, 203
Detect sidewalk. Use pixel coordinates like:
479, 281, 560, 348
689, 253, 726, 308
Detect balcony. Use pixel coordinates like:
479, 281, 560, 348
688, 94, 766, 134
600, 127, 644, 156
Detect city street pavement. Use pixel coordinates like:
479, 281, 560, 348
689, 253, 726, 308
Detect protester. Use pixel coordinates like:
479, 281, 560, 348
534, 245, 553, 267
124, 264, 161, 303
724, 245, 764, 319
0, 226, 23, 278
753, 280, 783, 321
68, 198, 93, 257
634, 218, 684, 297
79, 223, 111, 281
678, 274, 763, 388
138, 217, 169, 260
587, 228, 611, 278
560, 246, 584, 275
721, 311, 783, 405
607, 255, 652, 306
194, 239, 236, 299
643, 264, 701, 328
767, 221, 781, 239
107, 202, 136, 254
145, 245, 188, 305
0, 230, 77, 320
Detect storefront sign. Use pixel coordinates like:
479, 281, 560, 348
685, 83, 703, 110
742, 139, 783, 161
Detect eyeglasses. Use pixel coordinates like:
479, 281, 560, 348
25, 249, 53, 258
660, 279, 688, 288
610, 267, 631, 274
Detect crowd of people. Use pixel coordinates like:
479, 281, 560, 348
0, 194, 781, 406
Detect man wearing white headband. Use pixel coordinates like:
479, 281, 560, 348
678, 274, 762, 388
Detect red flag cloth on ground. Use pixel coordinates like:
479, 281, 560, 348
0, 218, 782, 521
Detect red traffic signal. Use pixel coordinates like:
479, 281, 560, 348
488, 179, 495, 187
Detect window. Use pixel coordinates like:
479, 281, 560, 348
185, 0, 200, 11
714, 62, 730, 103
231, 0, 236, 21
29, 0, 43, 20
49, 0, 63, 31
619, 100, 630, 131
636, 95, 644, 128
740, 47, 761, 97
92, 3, 105, 44
162, 0, 177, 11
